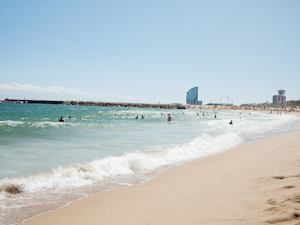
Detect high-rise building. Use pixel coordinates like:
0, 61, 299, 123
186, 87, 202, 105
273, 89, 286, 106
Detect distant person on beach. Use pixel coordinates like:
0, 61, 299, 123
167, 114, 172, 122
59, 116, 64, 122
229, 120, 233, 125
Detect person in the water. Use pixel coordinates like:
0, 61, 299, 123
167, 114, 172, 122
59, 116, 64, 122
229, 120, 233, 125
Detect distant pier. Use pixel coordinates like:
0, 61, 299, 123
3, 99, 63, 104
2, 99, 186, 109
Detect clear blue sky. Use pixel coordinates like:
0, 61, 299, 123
0, 0, 299, 105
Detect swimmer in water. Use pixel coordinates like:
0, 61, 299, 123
167, 114, 172, 122
59, 116, 64, 122
229, 120, 233, 125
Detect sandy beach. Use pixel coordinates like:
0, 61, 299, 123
22, 115, 300, 225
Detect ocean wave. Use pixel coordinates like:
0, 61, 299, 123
0, 120, 25, 127
0, 131, 242, 194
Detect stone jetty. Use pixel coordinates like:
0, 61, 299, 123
3, 99, 186, 109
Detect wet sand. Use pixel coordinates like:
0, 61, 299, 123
23, 116, 300, 225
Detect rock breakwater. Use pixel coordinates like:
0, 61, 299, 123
3, 99, 186, 109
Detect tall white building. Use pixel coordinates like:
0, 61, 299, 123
273, 89, 286, 106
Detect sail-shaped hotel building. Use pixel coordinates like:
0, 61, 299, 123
186, 87, 202, 105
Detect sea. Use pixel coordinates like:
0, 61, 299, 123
0, 103, 298, 225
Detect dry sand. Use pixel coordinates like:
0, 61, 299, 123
23, 118, 300, 225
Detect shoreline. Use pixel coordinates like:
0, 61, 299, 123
2, 99, 300, 113
22, 115, 300, 225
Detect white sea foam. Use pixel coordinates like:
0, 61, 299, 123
0, 120, 25, 126
0, 131, 243, 194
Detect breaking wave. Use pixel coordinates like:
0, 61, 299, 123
0, 132, 242, 194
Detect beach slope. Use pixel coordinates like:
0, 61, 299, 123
23, 130, 300, 225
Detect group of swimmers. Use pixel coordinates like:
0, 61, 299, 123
135, 114, 172, 122
59, 112, 234, 124
196, 111, 235, 125
59, 116, 71, 122
135, 115, 144, 119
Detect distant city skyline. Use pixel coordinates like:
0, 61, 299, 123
0, 1, 299, 105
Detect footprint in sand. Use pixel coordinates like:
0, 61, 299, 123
267, 199, 277, 205
290, 194, 300, 203
272, 176, 286, 180
283, 185, 296, 189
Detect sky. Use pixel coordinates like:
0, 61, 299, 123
0, 0, 299, 105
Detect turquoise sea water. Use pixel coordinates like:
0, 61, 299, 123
0, 103, 298, 225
